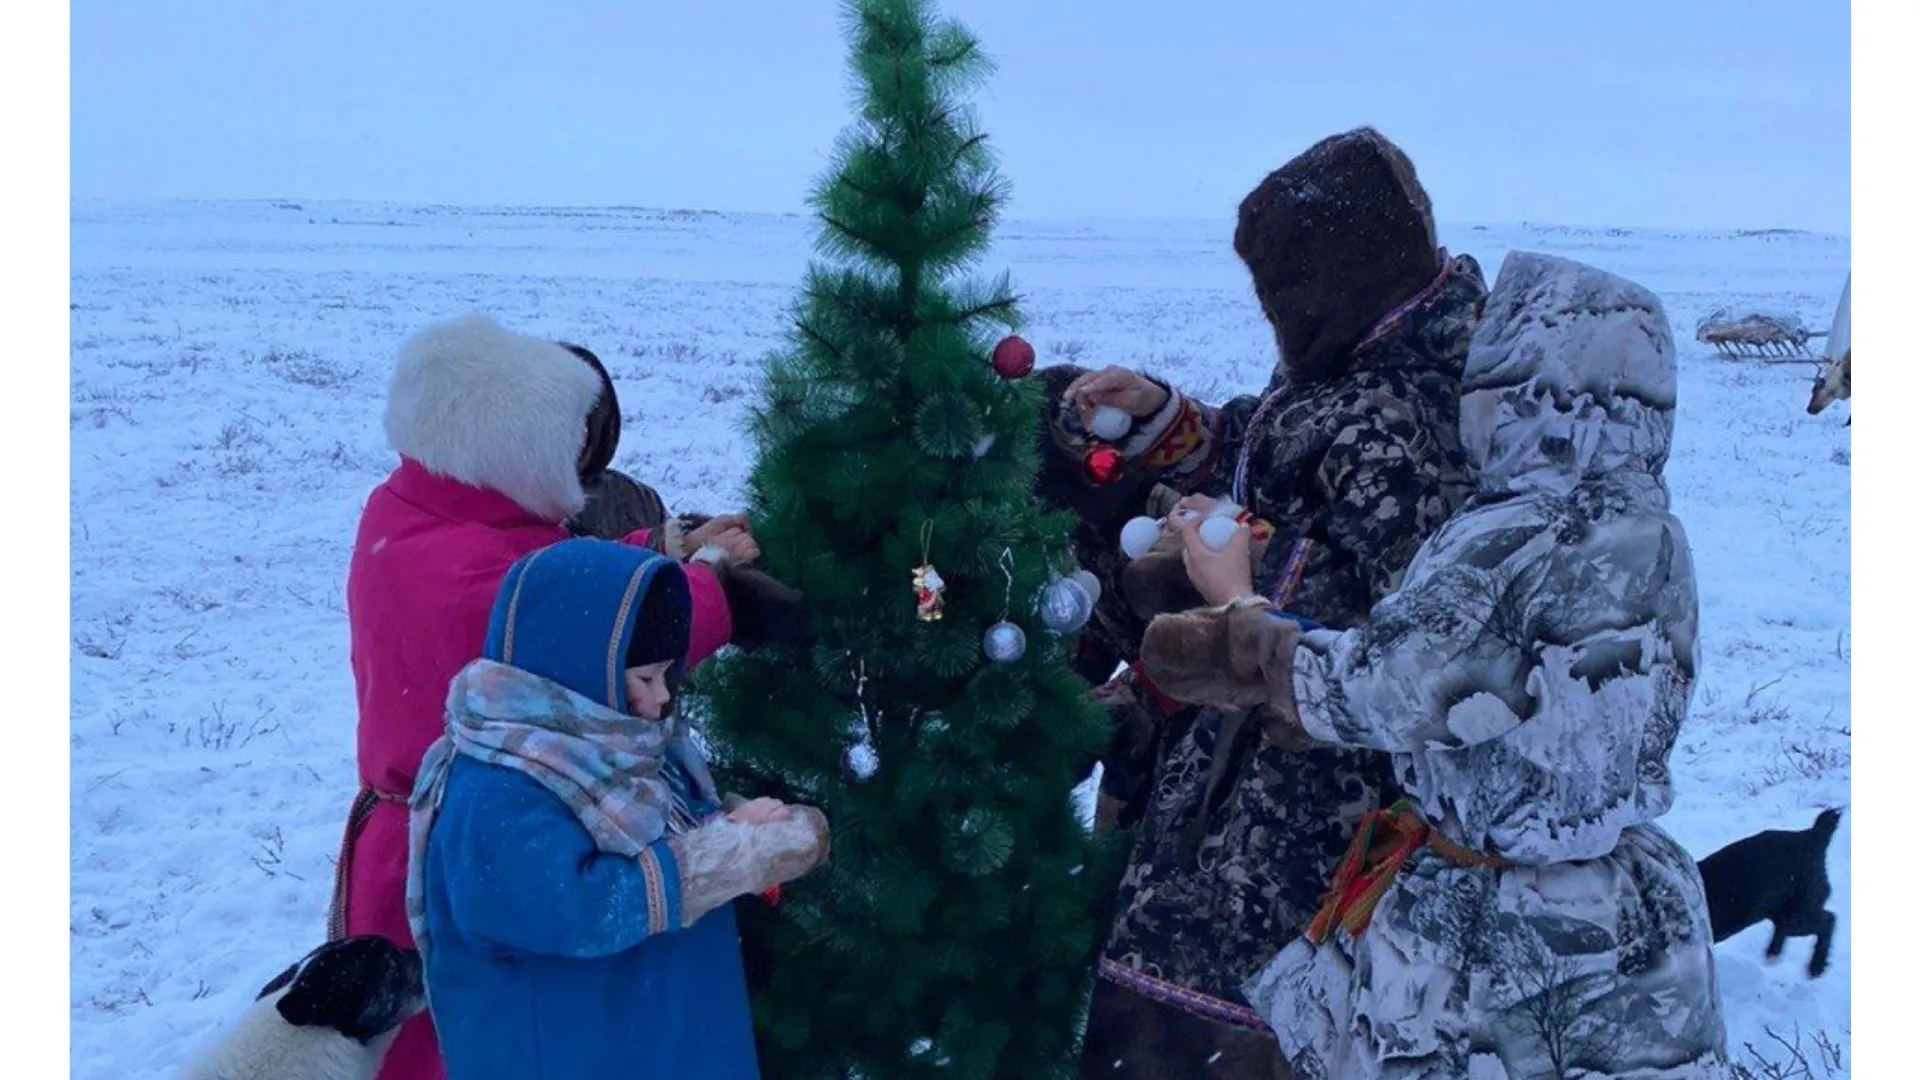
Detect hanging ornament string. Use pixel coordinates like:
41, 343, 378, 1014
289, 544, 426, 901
1026, 546, 1062, 618
998, 547, 1016, 620
841, 653, 880, 784
854, 655, 873, 741
913, 520, 946, 622
983, 548, 1028, 663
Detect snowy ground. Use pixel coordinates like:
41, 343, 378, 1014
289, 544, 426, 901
70, 199, 1851, 1078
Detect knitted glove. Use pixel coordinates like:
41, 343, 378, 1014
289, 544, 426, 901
669, 807, 829, 928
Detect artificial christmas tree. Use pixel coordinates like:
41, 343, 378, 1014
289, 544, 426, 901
695, 1, 1119, 1077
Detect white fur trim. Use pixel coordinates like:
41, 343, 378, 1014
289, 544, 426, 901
659, 518, 691, 559
689, 543, 732, 567
383, 313, 601, 522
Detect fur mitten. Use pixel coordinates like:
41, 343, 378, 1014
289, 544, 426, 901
1119, 550, 1206, 624
1119, 495, 1274, 622
703, 557, 807, 652
669, 807, 830, 928
1141, 598, 1302, 718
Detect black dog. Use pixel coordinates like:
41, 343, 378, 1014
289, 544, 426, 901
1696, 807, 1842, 978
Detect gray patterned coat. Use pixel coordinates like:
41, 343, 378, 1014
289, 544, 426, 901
1218, 251, 1725, 1078
1095, 258, 1486, 1009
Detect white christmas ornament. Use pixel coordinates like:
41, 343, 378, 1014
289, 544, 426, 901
843, 742, 879, 781
1199, 514, 1242, 552
983, 620, 1027, 662
1069, 569, 1103, 607
1090, 405, 1133, 442
1120, 516, 1162, 560
1039, 575, 1095, 633
972, 433, 997, 459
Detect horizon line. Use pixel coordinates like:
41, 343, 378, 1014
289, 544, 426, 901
67, 195, 1853, 241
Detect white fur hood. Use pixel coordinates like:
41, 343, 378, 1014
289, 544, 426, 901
383, 313, 601, 522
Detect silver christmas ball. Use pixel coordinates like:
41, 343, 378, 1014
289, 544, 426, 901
982, 619, 1027, 663
1040, 576, 1095, 633
843, 741, 880, 782
1069, 569, 1103, 607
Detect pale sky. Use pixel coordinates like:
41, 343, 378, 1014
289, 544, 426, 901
70, 0, 1850, 232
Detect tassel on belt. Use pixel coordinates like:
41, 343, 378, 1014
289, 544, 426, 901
1306, 799, 1507, 945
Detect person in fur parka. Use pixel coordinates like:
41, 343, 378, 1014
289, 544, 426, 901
1057, 127, 1485, 1078
1145, 251, 1728, 1079
333, 314, 790, 1080
559, 340, 672, 541
558, 340, 758, 560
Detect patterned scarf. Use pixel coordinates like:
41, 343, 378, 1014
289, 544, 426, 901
405, 657, 719, 961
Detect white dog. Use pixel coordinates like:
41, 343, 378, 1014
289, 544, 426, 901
182, 936, 425, 1080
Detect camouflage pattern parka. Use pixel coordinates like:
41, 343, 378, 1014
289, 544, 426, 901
1153, 251, 1727, 1079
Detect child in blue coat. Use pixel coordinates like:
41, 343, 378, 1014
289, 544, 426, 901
406, 538, 830, 1080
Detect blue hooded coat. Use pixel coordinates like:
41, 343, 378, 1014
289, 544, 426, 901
417, 539, 760, 1080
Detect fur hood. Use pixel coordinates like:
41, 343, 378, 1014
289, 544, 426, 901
384, 314, 602, 523
1234, 127, 1442, 384
1461, 250, 1677, 496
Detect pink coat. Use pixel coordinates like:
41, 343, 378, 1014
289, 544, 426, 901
336, 458, 730, 1080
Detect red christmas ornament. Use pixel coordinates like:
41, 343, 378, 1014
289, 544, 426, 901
1084, 446, 1124, 485
991, 335, 1036, 379
762, 884, 783, 906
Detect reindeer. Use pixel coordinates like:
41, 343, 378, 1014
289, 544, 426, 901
1807, 347, 1849, 419
1806, 273, 1851, 423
